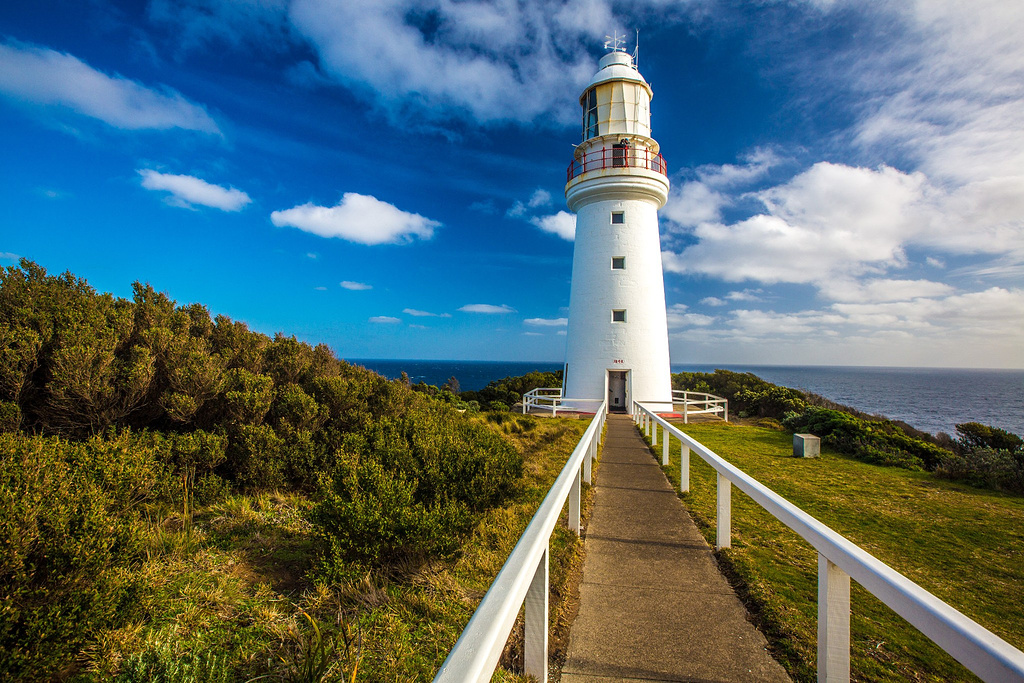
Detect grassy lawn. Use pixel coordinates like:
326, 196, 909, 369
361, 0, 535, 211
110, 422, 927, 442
657, 420, 1024, 683
81, 414, 589, 682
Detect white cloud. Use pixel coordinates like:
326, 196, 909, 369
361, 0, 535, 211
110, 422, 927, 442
663, 162, 932, 286
819, 278, 954, 304
528, 189, 552, 208
340, 281, 371, 291
848, 2, 1024, 186
524, 317, 568, 327
369, 316, 401, 324
313, 286, 327, 291
271, 193, 439, 245
662, 181, 725, 229
138, 170, 251, 211
666, 304, 715, 329
459, 303, 515, 314
531, 211, 576, 241
403, 308, 451, 317
286, 0, 599, 125
0, 41, 219, 134
670, 287, 1024, 368
700, 296, 727, 307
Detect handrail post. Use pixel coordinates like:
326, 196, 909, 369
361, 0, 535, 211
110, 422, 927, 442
652, 420, 658, 446
684, 397, 689, 424
724, 399, 729, 422
680, 442, 690, 493
662, 428, 670, 466
818, 554, 851, 683
716, 473, 731, 549
524, 545, 549, 681
569, 466, 581, 535
584, 436, 594, 485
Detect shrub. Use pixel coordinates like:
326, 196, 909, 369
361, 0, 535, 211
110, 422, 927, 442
0, 433, 148, 680
311, 405, 521, 573
782, 408, 946, 470
955, 422, 1024, 453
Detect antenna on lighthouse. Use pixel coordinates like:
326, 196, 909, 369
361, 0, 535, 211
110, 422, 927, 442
633, 29, 640, 68
603, 31, 626, 52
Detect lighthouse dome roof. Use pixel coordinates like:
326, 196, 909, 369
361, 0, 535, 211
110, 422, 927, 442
586, 50, 650, 92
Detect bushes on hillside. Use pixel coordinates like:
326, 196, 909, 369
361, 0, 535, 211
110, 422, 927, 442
672, 369, 807, 420
782, 408, 947, 470
460, 370, 562, 408
936, 423, 1024, 493
311, 405, 522, 573
0, 432, 168, 680
0, 259, 538, 676
672, 370, 1023, 494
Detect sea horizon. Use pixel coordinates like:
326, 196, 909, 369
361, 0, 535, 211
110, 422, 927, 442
349, 358, 1024, 438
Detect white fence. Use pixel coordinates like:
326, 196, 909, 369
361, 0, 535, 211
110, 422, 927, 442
633, 401, 1024, 683
434, 401, 608, 683
522, 387, 604, 416
672, 390, 728, 423
522, 387, 563, 414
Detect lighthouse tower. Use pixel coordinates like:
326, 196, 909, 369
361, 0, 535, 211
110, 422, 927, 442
562, 46, 673, 413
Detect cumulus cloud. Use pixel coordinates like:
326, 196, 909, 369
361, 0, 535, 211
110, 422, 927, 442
459, 303, 515, 314
663, 162, 933, 285
271, 193, 439, 245
0, 41, 219, 133
369, 315, 401, 324
531, 211, 576, 241
340, 281, 371, 290
524, 317, 568, 326
139, 170, 251, 211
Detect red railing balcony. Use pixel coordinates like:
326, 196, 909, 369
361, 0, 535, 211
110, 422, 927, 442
566, 147, 668, 182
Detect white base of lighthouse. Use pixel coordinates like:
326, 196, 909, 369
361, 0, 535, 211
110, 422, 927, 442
562, 175, 673, 414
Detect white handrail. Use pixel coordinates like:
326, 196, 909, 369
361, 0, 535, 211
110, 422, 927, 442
671, 390, 729, 423
633, 401, 1024, 682
435, 401, 608, 682
522, 387, 562, 413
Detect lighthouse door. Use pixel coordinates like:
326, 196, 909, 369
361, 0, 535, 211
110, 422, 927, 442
608, 371, 628, 413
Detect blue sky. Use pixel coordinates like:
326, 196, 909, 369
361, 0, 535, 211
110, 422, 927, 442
1, 0, 1022, 368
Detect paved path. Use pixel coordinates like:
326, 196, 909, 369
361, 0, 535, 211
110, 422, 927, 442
561, 414, 791, 682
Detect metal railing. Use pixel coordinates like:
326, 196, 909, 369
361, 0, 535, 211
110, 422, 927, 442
672, 390, 728, 423
633, 401, 1024, 683
567, 146, 667, 182
434, 402, 608, 682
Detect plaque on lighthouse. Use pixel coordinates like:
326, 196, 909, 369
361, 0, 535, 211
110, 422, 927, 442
562, 43, 673, 414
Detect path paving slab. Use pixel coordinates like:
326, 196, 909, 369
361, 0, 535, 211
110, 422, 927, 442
561, 414, 791, 683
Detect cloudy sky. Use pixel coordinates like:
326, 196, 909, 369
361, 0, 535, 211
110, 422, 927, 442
1, 0, 1022, 368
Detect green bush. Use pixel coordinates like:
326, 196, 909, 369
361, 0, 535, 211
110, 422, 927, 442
673, 370, 807, 420
782, 408, 946, 470
311, 405, 522, 573
955, 422, 1024, 453
0, 433, 149, 680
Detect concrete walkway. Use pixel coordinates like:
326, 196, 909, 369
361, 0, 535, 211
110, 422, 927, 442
561, 414, 791, 682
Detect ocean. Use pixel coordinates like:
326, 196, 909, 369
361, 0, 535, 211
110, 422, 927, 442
347, 359, 1024, 438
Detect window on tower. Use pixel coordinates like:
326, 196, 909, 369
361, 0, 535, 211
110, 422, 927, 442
611, 211, 625, 224
612, 309, 627, 322
611, 256, 625, 269
584, 89, 599, 139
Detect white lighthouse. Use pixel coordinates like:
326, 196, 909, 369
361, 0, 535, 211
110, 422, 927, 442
562, 46, 673, 413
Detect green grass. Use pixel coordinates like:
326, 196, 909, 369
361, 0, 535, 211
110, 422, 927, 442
75, 414, 589, 682
656, 420, 1024, 682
